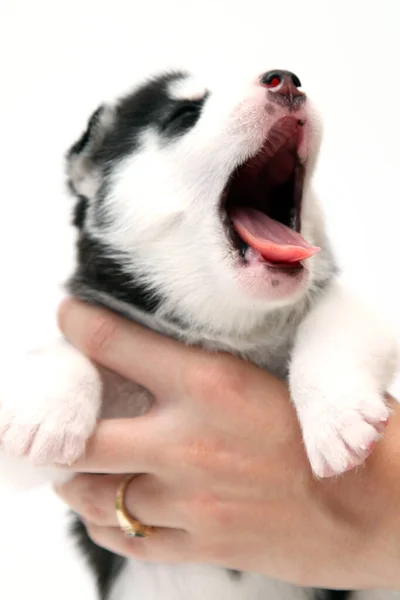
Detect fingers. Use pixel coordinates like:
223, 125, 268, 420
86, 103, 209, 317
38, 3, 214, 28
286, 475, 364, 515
65, 417, 166, 473
84, 523, 192, 563
57, 473, 183, 529
58, 298, 198, 396
56, 471, 193, 563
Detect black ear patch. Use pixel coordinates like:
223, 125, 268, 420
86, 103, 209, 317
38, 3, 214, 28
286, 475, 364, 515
66, 71, 207, 230
66, 104, 115, 201
68, 105, 106, 156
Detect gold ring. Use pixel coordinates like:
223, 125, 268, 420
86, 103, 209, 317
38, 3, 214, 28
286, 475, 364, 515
115, 475, 153, 538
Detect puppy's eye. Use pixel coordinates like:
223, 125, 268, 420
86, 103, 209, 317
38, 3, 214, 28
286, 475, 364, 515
161, 101, 203, 135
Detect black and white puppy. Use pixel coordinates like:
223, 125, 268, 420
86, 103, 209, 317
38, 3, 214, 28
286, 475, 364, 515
0, 67, 397, 600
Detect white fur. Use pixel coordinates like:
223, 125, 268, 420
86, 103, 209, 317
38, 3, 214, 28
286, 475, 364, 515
0, 67, 398, 599
168, 76, 207, 101
0, 341, 101, 472
290, 279, 397, 477
110, 561, 314, 600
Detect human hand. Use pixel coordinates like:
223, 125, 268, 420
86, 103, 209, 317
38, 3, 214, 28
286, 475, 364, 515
55, 298, 400, 590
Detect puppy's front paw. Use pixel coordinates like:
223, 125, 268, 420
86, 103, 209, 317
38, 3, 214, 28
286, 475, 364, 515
298, 391, 390, 478
0, 347, 102, 466
0, 404, 96, 466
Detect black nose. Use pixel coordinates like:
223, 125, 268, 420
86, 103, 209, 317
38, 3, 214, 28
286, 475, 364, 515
260, 70, 305, 111
260, 70, 302, 88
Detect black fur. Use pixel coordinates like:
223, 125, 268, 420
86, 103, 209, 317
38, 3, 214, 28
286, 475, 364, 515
71, 192, 89, 228
68, 233, 161, 315
92, 71, 207, 168
316, 591, 351, 600
71, 515, 125, 600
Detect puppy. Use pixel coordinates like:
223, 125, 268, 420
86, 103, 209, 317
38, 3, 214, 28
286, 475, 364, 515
0, 67, 397, 600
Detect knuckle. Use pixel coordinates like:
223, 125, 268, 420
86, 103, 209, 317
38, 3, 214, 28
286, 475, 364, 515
182, 436, 223, 472
81, 313, 118, 359
185, 354, 246, 402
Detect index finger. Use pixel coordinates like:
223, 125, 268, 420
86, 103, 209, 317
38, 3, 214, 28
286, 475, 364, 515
62, 416, 163, 473
57, 298, 196, 396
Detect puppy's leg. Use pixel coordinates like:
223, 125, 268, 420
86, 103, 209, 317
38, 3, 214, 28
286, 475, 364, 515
290, 279, 398, 477
0, 339, 102, 472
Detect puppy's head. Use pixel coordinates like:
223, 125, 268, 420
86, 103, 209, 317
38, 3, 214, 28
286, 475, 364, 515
67, 68, 328, 333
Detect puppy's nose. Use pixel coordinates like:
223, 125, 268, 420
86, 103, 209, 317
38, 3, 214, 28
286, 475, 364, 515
260, 70, 306, 111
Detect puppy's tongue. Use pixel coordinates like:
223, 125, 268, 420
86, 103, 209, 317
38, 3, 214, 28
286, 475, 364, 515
231, 207, 320, 263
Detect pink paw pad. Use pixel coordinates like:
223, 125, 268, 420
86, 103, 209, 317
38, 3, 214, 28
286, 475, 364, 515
366, 439, 377, 453
343, 439, 379, 474
320, 465, 337, 478
375, 417, 389, 433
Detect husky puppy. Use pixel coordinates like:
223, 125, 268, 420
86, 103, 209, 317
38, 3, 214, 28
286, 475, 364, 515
0, 67, 397, 600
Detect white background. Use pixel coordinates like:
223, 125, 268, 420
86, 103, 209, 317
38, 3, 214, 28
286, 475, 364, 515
0, 0, 400, 598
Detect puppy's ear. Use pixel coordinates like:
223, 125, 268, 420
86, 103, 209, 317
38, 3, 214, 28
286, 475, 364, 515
66, 104, 115, 200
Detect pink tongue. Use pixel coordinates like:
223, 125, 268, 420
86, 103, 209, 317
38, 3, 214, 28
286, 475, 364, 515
231, 207, 320, 263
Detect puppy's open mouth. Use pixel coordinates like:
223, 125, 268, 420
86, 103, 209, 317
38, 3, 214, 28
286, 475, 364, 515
222, 116, 320, 268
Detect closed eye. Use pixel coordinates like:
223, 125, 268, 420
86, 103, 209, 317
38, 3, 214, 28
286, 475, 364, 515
161, 100, 205, 136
